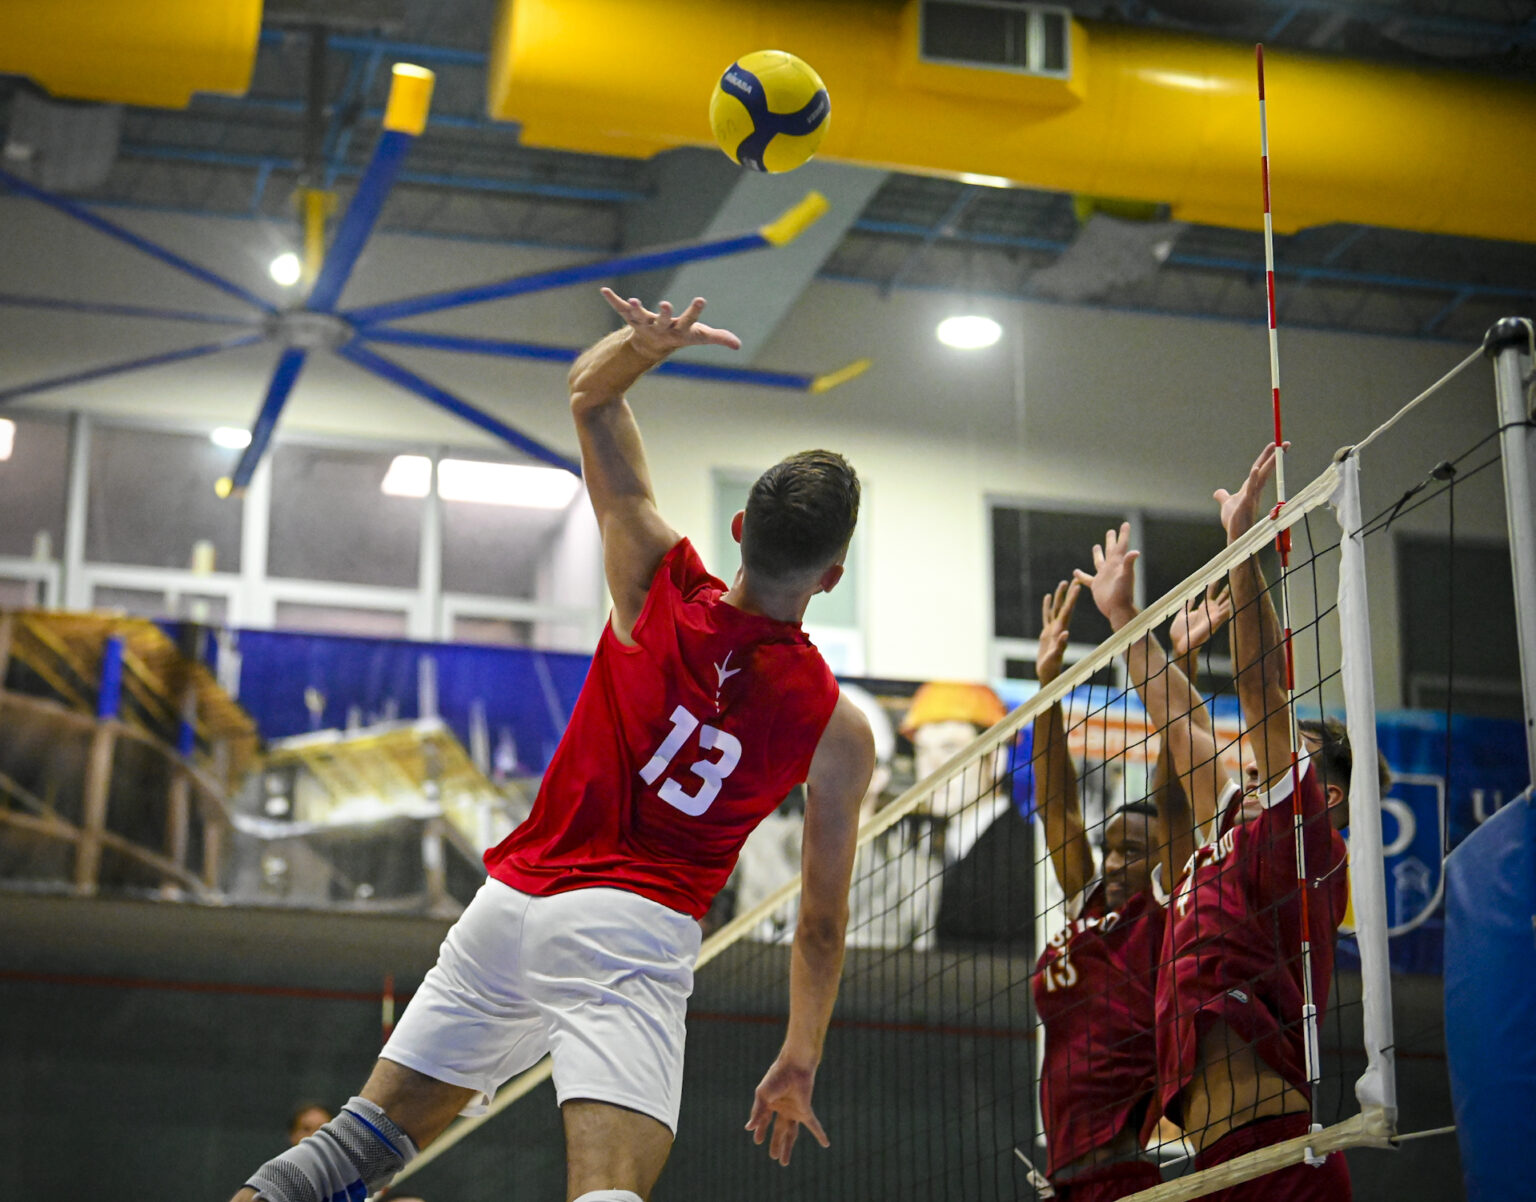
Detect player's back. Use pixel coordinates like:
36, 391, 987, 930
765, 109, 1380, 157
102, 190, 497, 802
485, 538, 840, 919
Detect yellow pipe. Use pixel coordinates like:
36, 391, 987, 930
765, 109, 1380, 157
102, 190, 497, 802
0, 0, 260, 108
299, 189, 335, 289
759, 191, 829, 246
384, 64, 437, 135
487, 0, 1536, 245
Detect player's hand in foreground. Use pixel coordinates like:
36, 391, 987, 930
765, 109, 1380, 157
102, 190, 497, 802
746, 1053, 830, 1167
599, 287, 742, 363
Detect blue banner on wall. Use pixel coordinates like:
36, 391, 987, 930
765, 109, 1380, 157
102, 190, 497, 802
217, 627, 592, 778
1341, 710, 1529, 976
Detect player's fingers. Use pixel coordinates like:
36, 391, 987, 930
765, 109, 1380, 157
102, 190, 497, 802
691, 322, 743, 350
801, 1106, 830, 1148
1071, 568, 1094, 588
746, 1093, 771, 1140
656, 299, 674, 323
676, 296, 707, 329
1042, 591, 1054, 628
1061, 579, 1082, 619
1091, 543, 1104, 570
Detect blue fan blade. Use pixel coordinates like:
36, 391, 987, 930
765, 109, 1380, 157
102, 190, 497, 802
359, 327, 815, 390
0, 332, 266, 404
0, 165, 275, 313
337, 341, 581, 475
306, 129, 415, 313
0, 292, 260, 327
228, 347, 309, 492
344, 232, 766, 326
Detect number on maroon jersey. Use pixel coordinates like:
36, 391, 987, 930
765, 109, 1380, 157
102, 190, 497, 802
639, 704, 743, 816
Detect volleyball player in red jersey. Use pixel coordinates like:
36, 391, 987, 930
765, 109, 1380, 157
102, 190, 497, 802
229, 291, 875, 1202
1078, 444, 1355, 1200
1030, 576, 1227, 1201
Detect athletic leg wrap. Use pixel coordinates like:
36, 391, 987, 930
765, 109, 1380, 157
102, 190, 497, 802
246, 1096, 417, 1202
571, 1192, 644, 1202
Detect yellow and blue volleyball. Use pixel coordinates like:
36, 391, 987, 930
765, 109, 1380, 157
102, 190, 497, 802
709, 50, 830, 173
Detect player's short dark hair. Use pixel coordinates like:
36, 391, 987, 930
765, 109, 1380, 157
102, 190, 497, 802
1110, 800, 1160, 823
1300, 716, 1392, 796
742, 450, 860, 583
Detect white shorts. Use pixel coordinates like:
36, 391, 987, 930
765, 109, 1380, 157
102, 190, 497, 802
381, 878, 702, 1132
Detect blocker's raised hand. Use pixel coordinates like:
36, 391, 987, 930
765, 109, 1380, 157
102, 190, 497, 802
1170, 581, 1233, 664
1073, 522, 1140, 632
1214, 441, 1289, 544
600, 287, 742, 363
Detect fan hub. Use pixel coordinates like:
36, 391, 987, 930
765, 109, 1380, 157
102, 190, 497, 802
266, 308, 352, 350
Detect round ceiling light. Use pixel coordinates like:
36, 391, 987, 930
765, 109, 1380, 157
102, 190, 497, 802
936, 314, 1002, 350
268, 252, 302, 287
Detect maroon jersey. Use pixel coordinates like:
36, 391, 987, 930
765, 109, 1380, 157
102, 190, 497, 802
485, 539, 840, 919
1152, 760, 1348, 1128
1033, 879, 1165, 1175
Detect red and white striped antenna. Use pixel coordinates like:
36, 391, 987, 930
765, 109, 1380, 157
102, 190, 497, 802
1257, 42, 1324, 1149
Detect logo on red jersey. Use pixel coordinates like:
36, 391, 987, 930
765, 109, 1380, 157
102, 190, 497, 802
713, 650, 742, 706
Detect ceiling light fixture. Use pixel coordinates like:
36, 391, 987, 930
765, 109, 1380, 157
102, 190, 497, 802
936, 315, 1003, 350
381, 455, 582, 509
958, 172, 1013, 189
0, 418, 14, 461
210, 426, 253, 449
268, 252, 302, 287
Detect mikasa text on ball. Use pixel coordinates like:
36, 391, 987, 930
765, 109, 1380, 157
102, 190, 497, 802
709, 50, 830, 173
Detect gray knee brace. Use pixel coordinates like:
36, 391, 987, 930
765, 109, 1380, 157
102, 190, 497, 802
246, 1096, 417, 1202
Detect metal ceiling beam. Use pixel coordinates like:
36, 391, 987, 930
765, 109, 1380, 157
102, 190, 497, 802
848, 218, 1536, 305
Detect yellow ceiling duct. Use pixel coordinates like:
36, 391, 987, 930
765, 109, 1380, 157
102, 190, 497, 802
488, 0, 1536, 245
0, 0, 261, 109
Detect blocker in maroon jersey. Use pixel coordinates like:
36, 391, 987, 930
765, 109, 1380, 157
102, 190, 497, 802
1033, 880, 1165, 1178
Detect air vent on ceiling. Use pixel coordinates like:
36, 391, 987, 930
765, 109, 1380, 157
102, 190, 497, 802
920, 0, 1071, 78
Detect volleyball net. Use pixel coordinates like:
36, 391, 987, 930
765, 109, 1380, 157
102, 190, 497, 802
388, 333, 1531, 1200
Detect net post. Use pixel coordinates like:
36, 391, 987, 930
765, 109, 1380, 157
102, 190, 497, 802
1484, 318, 1536, 781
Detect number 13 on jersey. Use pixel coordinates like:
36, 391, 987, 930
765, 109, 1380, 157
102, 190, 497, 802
639, 704, 743, 816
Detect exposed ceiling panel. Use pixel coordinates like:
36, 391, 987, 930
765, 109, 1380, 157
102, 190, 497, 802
0, 0, 1530, 348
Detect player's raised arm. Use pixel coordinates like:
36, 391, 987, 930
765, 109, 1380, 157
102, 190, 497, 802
746, 693, 875, 1167
1215, 443, 1293, 792
1032, 580, 1095, 899
569, 289, 742, 643
1074, 524, 1225, 836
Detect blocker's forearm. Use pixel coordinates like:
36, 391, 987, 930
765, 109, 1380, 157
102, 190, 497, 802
782, 915, 846, 1064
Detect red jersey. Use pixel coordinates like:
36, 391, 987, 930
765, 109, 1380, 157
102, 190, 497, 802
485, 539, 840, 919
1152, 760, 1348, 1128
1033, 879, 1165, 1176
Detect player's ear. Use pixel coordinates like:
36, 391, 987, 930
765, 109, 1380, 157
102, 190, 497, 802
817, 562, 845, 594
731, 510, 745, 544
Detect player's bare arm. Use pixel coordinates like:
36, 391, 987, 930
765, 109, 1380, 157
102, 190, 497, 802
1215, 442, 1293, 791
1032, 579, 1095, 898
746, 693, 875, 1167
1074, 524, 1225, 834
570, 289, 743, 643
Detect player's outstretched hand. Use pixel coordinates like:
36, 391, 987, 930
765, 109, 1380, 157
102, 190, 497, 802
1035, 579, 1080, 686
746, 1053, 829, 1167
1214, 441, 1289, 544
1072, 522, 1139, 632
600, 287, 742, 363
1170, 581, 1233, 663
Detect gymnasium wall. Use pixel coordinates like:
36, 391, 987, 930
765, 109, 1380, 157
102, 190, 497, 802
0, 894, 1462, 1202
0, 198, 1510, 691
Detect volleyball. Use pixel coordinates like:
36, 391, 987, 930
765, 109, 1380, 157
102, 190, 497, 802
709, 50, 830, 173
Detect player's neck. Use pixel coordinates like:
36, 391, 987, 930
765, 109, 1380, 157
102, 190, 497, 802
722, 575, 811, 624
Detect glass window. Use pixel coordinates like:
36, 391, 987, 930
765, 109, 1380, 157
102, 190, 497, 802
452, 615, 533, 646
991, 506, 1122, 644
0, 415, 69, 560
1398, 535, 1520, 718
274, 602, 410, 638
268, 445, 421, 588
442, 497, 571, 599
0, 577, 43, 607
86, 426, 243, 571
